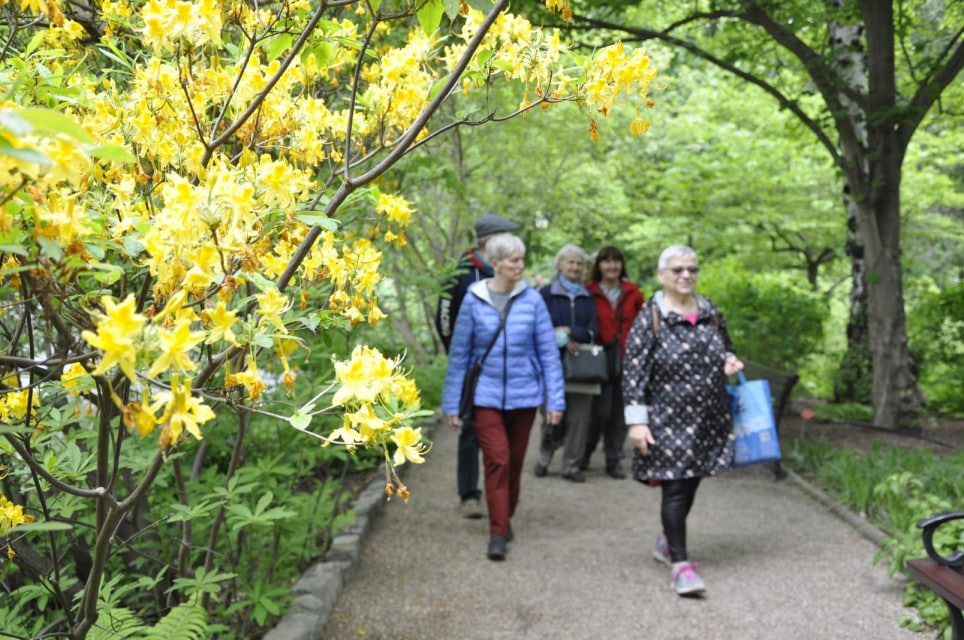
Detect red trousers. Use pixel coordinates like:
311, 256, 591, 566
473, 407, 538, 537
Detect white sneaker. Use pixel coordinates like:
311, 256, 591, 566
670, 562, 706, 596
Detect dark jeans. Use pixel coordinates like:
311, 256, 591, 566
458, 419, 481, 502
661, 477, 702, 563
584, 380, 628, 467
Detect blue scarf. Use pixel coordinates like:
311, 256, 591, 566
558, 273, 583, 297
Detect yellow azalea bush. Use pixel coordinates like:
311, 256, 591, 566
0, 0, 656, 634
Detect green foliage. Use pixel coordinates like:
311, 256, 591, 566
698, 261, 828, 371
784, 439, 964, 637
811, 403, 874, 423
907, 280, 964, 415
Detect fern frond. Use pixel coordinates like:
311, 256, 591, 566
137, 596, 209, 640
87, 606, 144, 639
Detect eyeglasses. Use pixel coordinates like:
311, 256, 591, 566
668, 266, 699, 275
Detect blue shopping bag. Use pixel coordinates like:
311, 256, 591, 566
727, 372, 782, 467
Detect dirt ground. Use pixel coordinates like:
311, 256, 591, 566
780, 402, 964, 458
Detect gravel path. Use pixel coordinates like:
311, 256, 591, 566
320, 418, 919, 640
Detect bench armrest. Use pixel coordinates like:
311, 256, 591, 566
917, 511, 964, 569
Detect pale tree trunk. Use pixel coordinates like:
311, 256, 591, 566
829, 13, 873, 404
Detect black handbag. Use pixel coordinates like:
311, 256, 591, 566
458, 297, 515, 422
563, 343, 609, 383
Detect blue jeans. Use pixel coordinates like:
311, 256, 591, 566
458, 419, 481, 501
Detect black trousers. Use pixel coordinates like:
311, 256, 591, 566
661, 477, 702, 563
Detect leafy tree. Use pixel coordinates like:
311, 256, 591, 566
547, 0, 964, 428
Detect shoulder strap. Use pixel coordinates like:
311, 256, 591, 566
614, 291, 626, 343
478, 294, 516, 366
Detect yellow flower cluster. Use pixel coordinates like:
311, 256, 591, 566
141, 0, 223, 54
0, 387, 38, 422
307, 233, 386, 326
327, 345, 426, 466
1, 493, 34, 537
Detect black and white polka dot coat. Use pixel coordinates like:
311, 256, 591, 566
622, 291, 736, 482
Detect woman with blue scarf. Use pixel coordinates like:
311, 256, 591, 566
534, 244, 600, 482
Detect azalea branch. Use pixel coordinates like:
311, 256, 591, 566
202, 0, 332, 165
278, 0, 510, 293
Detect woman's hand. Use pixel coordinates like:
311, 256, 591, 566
545, 410, 563, 426
446, 414, 461, 431
628, 424, 655, 455
724, 354, 744, 377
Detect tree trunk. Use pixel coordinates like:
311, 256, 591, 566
830, 13, 874, 404
856, 144, 926, 427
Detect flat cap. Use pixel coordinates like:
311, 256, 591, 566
474, 213, 520, 239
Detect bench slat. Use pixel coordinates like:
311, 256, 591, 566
907, 557, 964, 609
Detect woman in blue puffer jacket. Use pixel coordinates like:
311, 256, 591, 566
443, 233, 566, 562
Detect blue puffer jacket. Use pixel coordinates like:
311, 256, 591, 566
443, 280, 566, 415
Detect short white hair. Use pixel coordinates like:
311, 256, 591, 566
485, 233, 526, 261
658, 245, 698, 270
553, 243, 588, 272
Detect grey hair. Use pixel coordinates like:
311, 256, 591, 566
553, 243, 588, 272
658, 245, 698, 270
485, 233, 526, 261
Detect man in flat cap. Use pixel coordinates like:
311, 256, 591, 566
436, 213, 521, 519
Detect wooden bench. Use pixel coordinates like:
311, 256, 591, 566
741, 359, 799, 480
906, 511, 964, 640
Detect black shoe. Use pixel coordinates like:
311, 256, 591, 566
487, 535, 507, 561
562, 471, 586, 483
606, 464, 626, 479
534, 463, 548, 477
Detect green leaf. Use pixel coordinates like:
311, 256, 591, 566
417, 0, 444, 35
15, 521, 74, 533
428, 74, 450, 100
0, 145, 50, 165
14, 107, 95, 143
303, 41, 336, 69
289, 412, 312, 431
295, 212, 339, 230
443, 0, 461, 20
264, 33, 294, 62
36, 236, 64, 261
90, 143, 135, 163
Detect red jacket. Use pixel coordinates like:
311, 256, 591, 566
586, 280, 645, 352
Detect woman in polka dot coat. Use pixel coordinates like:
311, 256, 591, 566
622, 245, 744, 596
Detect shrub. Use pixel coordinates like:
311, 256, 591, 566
700, 264, 828, 371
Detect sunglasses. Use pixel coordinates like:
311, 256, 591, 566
668, 266, 699, 275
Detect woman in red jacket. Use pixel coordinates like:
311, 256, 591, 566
582, 246, 645, 478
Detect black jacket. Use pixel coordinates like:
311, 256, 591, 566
435, 248, 492, 352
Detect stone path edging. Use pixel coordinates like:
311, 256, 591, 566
783, 467, 889, 545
